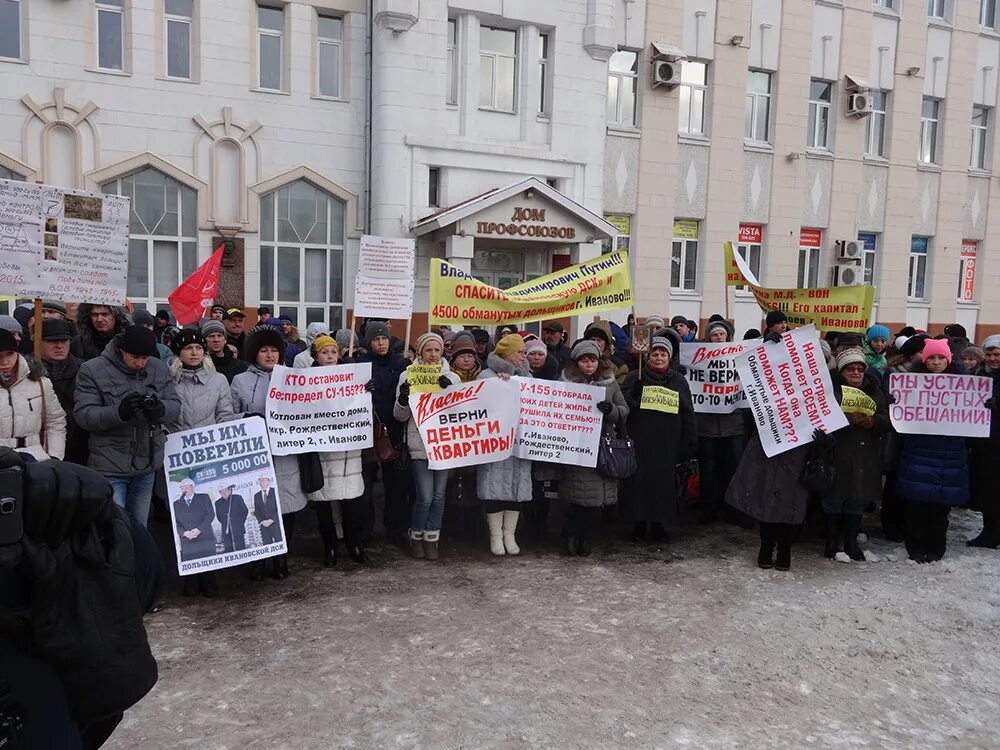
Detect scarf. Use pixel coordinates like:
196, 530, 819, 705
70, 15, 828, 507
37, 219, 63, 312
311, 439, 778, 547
862, 340, 886, 374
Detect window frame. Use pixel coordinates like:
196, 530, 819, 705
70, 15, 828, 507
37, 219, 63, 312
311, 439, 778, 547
256, 3, 285, 92
807, 79, 833, 150
95, 0, 126, 72
858, 233, 878, 288
971, 105, 991, 170
428, 166, 440, 208
670, 220, 700, 292
735, 242, 762, 294
927, 0, 946, 19
0, 0, 22, 61
446, 18, 458, 105
678, 60, 709, 136
908, 237, 929, 300
745, 70, 773, 144
607, 49, 639, 128
538, 32, 549, 116
164, 0, 192, 80
316, 11, 344, 99
478, 25, 517, 113
919, 97, 940, 164
982, 0, 997, 28
865, 90, 889, 157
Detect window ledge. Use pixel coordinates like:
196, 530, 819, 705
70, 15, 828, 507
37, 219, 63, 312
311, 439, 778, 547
678, 134, 710, 147
669, 290, 702, 299
607, 125, 641, 138
250, 87, 291, 96
916, 162, 942, 173
445, 102, 458, 110
968, 167, 992, 177
957, 300, 981, 308
743, 140, 774, 154
478, 107, 517, 116
805, 148, 834, 161
815, 0, 844, 8
863, 154, 890, 167
906, 299, 931, 307
980, 27, 1000, 39
927, 17, 953, 30
311, 94, 350, 103
0, 57, 28, 66
156, 75, 199, 85
872, 7, 900, 20
536, 114, 551, 123
86, 67, 131, 77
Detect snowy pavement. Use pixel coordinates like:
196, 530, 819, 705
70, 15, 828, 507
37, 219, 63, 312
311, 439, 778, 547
107, 510, 1000, 749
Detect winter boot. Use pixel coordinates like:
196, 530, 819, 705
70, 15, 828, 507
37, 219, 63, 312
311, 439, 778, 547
562, 506, 580, 556
774, 525, 792, 571
409, 530, 425, 559
199, 572, 219, 598
249, 561, 265, 582
649, 522, 669, 543
273, 555, 289, 580
423, 530, 440, 561
823, 514, 841, 559
502, 510, 521, 555
631, 521, 647, 543
843, 514, 865, 561
757, 523, 775, 569
487, 512, 505, 556
182, 576, 199, 596
323, 544, 338, 568
968, 508, 1000, 548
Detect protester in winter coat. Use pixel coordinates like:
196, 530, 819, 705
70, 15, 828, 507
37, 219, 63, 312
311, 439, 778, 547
0, 330, 66, 462
885, 335, 925, 374
75, 326, 181, 527
763, 310, 788, 339
291, 322, 330, 368
276, 317, 305, 366
896, 339, 969, 562
542, 321, 571, 369
559, 341, 629, 556
824, 350, 889, 561
70, 303, 130, 361
202, 319, 248, 384
967, 335, 1000, 549
223, 308, 247, 359
962, 346, 986, 375
448, 331, 482, 382
358, 321, 410, 547
621, 336, 696, 543
519, 336, 563, 540
478, 334, 533, 556
525, 338, 560, 381
38, 319, 88, 465
944, 324, 972, 360
863, 324, 890, 374
583, 321, 629, 382
231, 325, 305, 579
335, 328, 361, 360
393, 332, 461, 559
670, 316, 696, 343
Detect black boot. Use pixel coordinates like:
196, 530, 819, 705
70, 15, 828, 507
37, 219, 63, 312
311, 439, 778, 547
182, 576, 199, 596
757, 523, 775, 569
250, 561, 265, 582
631, 521, 647, 543
562, 506, 580, 556
323, 545, 338, 568
577, 508, 596, 557
823, 514, 840, 559
843, 514, 865, 561
199, 572, 219, 598
272, 555, 288, 580
968, 508, 1000, 548
774, 524, 792, 571
649, 522, 669, 543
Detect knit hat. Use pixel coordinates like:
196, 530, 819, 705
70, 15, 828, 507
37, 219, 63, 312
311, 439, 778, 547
334, 329, 356, 351
866, 324, 890, 343
982, 334, 1000, 351
743, 328, 761, 340
119, 325, 158, 357
645, 315, 665, 329
171, 328, 206, 355
200, 319, 226, 338
450, 331, 477, 357
257, 306, 272, 316
899, 335, 926, 359
583, 323, 611, 345
921, 338, 952, 363
707, 319, 733, 341
0, 316, 22, 335
246, 324, 287, 362
362, 321, 390, 348
670, 315, 688, 327
312, 335, 337, 354
765, 310, 787, 328
131, 310, 156, 327
472, 329, 490, 344
494, 333, 525, 359
524, 339, 547, 356
944, 323, 967, 338
414, 332, 444, 360
41, 319, 74, 341
210, 304, 226, 316
962, 346, 986, 364
708, 314, 725, 323
0, 330, 17, 353
650, 336, 674, 357
41, 300, 67, 316
894, 335, 909, 351
836, 349, 867, 371
570, 340, 602, 360
156, 310, 171, 322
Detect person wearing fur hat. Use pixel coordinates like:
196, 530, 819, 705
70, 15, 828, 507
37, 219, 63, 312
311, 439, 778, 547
231, 325, 305, 580
864, 324, 891, 374
477, 333, 534, 555
166, 328, 235, 597
448, 331, 481, 382
291, 322, 331, 368
0, 329, 66, 463
299, 335, 368, 566
393, 332, 461, 559
961, 346, 986, 375
202, 319, 248, 384
967, 335, 1000, 549
895, 339, 969, 562
70, 303, 131, 361
821, 349, 889, 561
559, 341, 629, 555
620, 335, 696, 543
583, 320, 630, 382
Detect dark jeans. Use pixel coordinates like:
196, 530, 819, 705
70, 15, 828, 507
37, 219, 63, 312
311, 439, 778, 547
697, 434, 746, 513
905, 500, 950, 561
315, 496, 371, 550
367, 461, 412, 541
881, 472, 906, 541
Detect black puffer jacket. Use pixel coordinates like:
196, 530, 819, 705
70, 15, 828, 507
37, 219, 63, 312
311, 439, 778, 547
209, 347, 248, 384
358, 348, 408, 442
42, 354, 89, 465
69, 303, 131, 361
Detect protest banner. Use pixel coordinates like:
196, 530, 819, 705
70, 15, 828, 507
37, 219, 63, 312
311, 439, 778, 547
735, 324, 848, 457
410, 377, 520, 470
353, 235, 415, 319
888, 373, 991, 438
163, 417, 287, 576
640, 386, 680, 414
428, 250, 633, 326
840, 386, 876, 417
680, 339, 764, 414
265, 363, 374, 456
512, 377, 604, 467
724, 241, 875, 333
0, 178, 130, 304
407, 363, 443, 393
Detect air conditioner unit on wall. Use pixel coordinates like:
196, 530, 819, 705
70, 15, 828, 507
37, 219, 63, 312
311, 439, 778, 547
836, 239, 863, 261
846, 91, 874, 118
833, 263, 864, 287
651, 61, 682, 89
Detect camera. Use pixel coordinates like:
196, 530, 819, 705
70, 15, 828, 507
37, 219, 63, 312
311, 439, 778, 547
141, 394, 158, 411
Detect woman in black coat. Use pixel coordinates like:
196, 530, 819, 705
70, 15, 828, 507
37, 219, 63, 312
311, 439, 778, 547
621, 335, 696, 543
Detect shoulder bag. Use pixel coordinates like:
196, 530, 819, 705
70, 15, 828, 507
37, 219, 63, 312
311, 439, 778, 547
596, 418, 637, 480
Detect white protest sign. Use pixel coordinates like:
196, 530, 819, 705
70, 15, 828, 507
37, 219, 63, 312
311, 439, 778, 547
353, 235, 415, 319
265, 363, 374, 455
512, 377, 604, 467
164, 417, 287, 576
735, 324, 848, 457
410, 377, 520, 470
0, 178, 130, 304
888, 372, 991, 438
680, 339, 764, 413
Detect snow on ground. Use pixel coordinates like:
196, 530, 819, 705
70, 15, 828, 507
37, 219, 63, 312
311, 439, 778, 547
107, 509, 1000, 749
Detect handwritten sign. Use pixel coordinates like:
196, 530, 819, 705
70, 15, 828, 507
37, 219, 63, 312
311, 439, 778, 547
512, 378, 604, 467
640, 386, 680, 414
888, 373, 991, 438
680, 339, 764, 414
407, 363, 443, 393
353, 235, 415, 319
840, 386, 876, 417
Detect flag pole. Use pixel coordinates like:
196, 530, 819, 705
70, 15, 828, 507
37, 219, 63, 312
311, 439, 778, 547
32, 298, 42, 360
347, 311, 356, 357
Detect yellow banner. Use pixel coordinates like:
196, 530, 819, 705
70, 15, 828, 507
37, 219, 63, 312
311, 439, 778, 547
407, 363, 443, 393
640, 386, 679, 414
673, 220, 699, 239
428, 250, 633, 326
840, 386, 876, 416
723, 242, 875, 333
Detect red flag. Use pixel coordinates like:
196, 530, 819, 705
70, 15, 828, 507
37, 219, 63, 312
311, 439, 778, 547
168, 244, 225, 325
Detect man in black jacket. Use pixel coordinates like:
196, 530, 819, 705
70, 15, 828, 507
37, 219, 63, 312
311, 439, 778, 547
223, 308, 247, 359
173, 478, 216, 562
541, 321, 570, 369
215, 484, 249, 552
253, 476, 282, 544
39, 319, 89, 465
202, 319, 247, 383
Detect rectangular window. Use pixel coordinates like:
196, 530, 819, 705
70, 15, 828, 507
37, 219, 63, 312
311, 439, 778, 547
865, 90, 888, 157
165, 0, 192, 79
479, 26, 516, 112
538, 33, 549, 115
607, 49, 638, 127
0, 0, 21, 60
745, 70, 772, 143
317, 13, 343, 98
671, 220, 699, 291
959, 240, 977, 301
858, 233, 878, 287
908, 236, 929, 299
982, 0, 997, 28
971, 105, 990, 169
927, 0, 945, 18
96, 0, 125, 71
603, 214, 632, 255
257, 4, 284, 90
920, 98, 940, 164
446, 19, 457, 104
797, 228, 822, 288
874, 0, 895, 7
428, 167, 440, 207
808, 80, 833, 149
736, 224, 763, 293
678, 61, 709, 136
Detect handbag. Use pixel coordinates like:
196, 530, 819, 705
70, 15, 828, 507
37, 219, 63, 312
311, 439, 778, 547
392, 422, 411, 471
596, 418, 637, 480
298, 452, 325, 493
370, 414, 399, 463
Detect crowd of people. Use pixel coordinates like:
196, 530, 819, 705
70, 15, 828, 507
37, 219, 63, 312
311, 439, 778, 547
1, 299, 997, 603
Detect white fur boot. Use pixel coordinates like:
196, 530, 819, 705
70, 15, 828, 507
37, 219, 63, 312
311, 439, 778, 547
502, 510, 520, 556
487, 512, 505, 556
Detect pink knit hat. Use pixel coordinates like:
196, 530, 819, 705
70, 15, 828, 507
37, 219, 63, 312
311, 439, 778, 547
920, 338, 952, 364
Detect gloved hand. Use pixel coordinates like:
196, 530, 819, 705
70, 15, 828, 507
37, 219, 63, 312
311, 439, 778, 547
848, 412, 875, 430
141, 394, 166, 423
763, 331, 782, 345
438, 375, 452, 390
364, 378, 377, 393
397, 381, 410, 406
811, 428, 834, 451
596, 400, 613, 414
985, 397, 996, 410
117, 392, 145, 421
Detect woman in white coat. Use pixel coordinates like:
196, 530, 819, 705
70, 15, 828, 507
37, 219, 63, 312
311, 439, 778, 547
0, 329, 66, 461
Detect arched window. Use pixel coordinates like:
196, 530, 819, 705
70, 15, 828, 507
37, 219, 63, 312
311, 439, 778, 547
259, 180, 345, 328
102, 168, 198, 312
